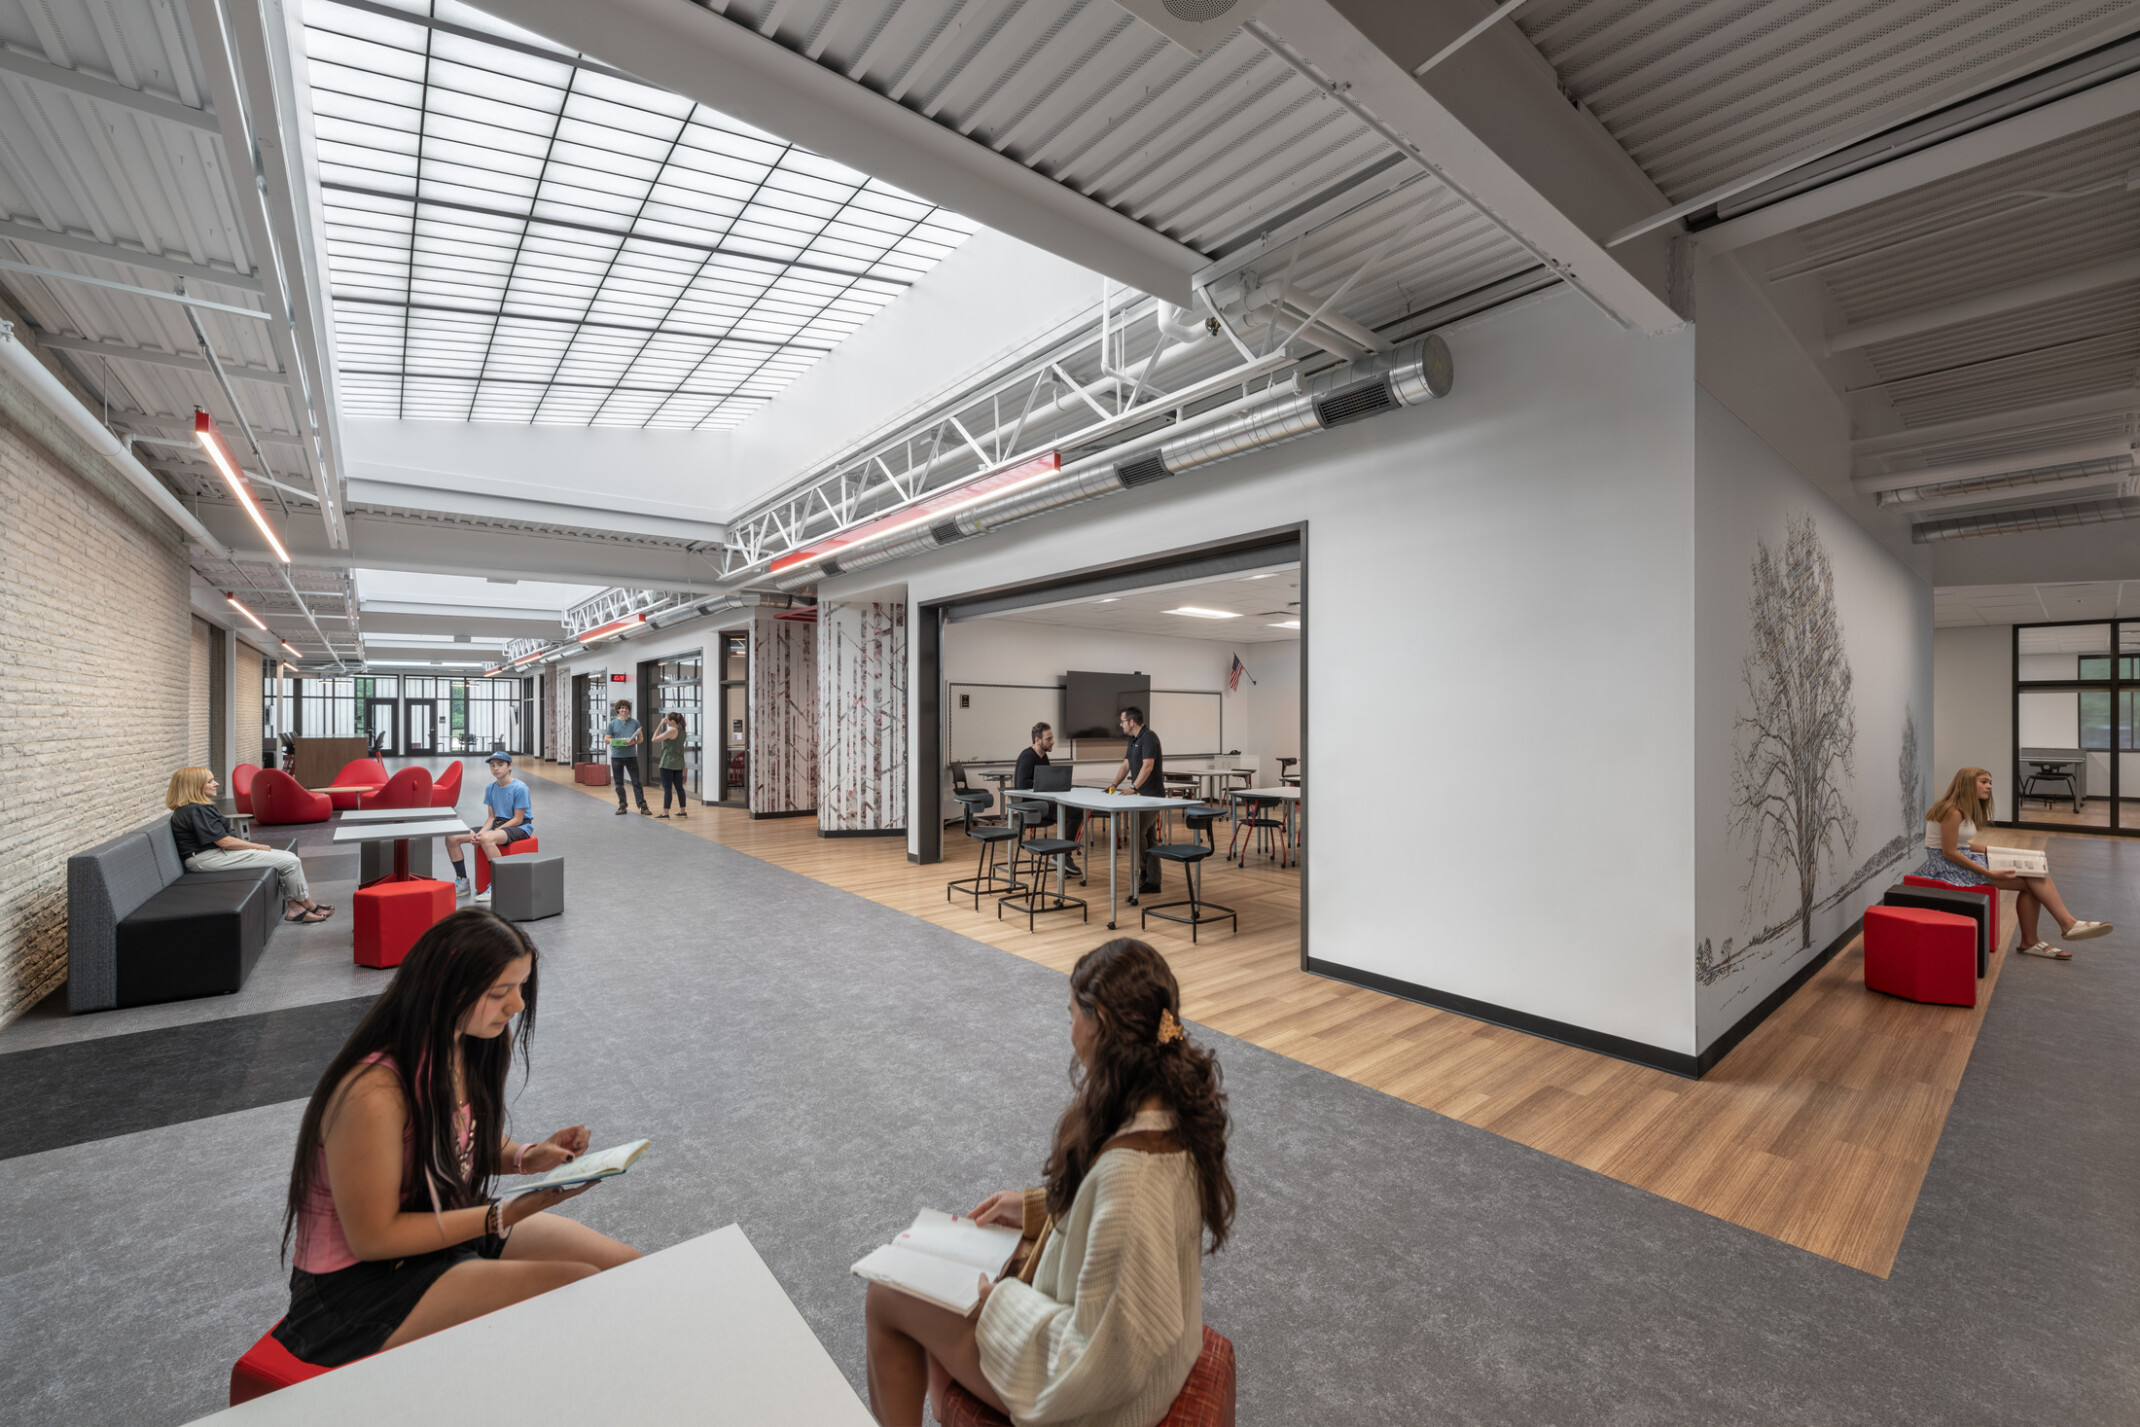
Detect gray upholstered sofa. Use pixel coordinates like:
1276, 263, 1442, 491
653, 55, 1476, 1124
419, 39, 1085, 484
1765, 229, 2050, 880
67, 819, 287, 1012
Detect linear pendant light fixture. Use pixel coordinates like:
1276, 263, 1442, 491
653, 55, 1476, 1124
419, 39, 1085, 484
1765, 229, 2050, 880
225, 593, 268, 630
195, 410, 290, 563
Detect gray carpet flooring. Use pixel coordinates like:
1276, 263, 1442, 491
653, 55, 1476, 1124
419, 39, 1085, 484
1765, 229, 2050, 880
2, 776, 2134, 1425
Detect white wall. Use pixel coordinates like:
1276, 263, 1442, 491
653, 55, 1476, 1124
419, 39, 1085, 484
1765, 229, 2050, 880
1693, 391, 1934, 1051
1934, 626, 2013, 799
944, 618, 1296, 769
830, 289, 1702, 1057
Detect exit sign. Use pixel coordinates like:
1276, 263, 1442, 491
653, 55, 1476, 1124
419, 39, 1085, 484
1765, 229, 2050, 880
610, 673, 630, 682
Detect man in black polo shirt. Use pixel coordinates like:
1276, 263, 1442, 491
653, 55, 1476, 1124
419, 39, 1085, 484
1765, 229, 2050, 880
1112, 706, 1164, 894
1013, 721, 1080, 876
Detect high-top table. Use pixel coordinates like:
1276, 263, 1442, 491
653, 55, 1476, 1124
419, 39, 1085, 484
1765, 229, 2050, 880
338, 806, 447, 823
1014, 787, 1184, 929
184, 1224, 871, 1425
331, 817, 467, 881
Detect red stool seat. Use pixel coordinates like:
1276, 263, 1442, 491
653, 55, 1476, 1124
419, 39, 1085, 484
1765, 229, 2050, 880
475, 836, 541, 893
938, 1326, 1235, 1427
1863, 905, 1977, 1007
1903, 875, 1999, 953
354, 878, 455, 968
230, 1324, 339, 1405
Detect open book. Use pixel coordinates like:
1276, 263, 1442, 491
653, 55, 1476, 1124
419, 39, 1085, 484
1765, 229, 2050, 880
851, 1210, 1024, 1315
1984, 847, 2049, 876
504, 1139, 651, 1197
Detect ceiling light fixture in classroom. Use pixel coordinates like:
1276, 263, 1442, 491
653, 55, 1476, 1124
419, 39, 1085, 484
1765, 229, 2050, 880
1167, 607, 1242, 619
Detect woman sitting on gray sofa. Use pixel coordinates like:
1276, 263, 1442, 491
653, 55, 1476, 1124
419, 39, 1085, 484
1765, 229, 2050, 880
167, 766, 333, 924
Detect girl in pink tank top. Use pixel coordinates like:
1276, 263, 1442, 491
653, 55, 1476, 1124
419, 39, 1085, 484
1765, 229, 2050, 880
274, 909, 637, 1367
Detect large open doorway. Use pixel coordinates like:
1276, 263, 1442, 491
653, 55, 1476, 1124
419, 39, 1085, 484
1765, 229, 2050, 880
714, 629, 749, 806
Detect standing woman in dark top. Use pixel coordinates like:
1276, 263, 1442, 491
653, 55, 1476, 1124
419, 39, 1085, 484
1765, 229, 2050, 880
652, 712, 690, 819
166, 766, 332, 923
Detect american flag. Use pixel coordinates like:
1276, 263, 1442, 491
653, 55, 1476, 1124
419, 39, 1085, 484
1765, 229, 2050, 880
1228, 654, 1250, 692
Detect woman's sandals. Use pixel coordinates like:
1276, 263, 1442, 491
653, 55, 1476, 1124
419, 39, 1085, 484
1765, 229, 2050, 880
2017, 941, 2072, 959
2064, 921, 2113, 940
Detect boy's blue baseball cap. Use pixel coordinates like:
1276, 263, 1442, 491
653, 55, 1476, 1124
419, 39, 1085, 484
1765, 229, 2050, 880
486, 750, 513, 764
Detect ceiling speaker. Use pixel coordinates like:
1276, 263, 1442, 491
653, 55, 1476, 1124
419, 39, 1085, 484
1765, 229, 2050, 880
1109, 0, 1274, 56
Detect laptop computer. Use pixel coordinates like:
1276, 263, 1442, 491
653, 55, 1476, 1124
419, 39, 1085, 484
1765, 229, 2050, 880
1032, 764, 1073, 793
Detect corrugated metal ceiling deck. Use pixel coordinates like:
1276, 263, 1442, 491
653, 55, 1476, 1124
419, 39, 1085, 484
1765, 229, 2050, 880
1520, 0, 2140, 203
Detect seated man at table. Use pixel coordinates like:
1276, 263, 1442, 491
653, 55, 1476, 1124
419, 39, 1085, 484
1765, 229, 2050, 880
446, 751, 533, 903
1013, 721, 1081, 876
1109, 706, 1164, 895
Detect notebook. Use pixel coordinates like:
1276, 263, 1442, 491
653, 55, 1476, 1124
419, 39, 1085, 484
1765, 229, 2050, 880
850, 1210, 1024, 1315
1983, 847, 2049, 876
503, 1139, 652, 1197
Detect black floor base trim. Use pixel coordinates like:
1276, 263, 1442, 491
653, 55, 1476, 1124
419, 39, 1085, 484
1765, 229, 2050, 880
1694, 918, 1860, 1076
1303, 959, 1700, 1077
0, 996, 376, 1160
749, 808, 817, 820
819, 827, 906, 838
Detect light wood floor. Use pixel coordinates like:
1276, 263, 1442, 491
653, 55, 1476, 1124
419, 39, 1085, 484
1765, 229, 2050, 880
525, 761, 2026, 1278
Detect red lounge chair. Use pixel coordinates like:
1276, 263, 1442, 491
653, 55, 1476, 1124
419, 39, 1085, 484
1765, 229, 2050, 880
325, 758, 389, 811
430, 759, 464, 808
361, 766, 433, 810
251, 768, 332, 825
231, 763, 259, 815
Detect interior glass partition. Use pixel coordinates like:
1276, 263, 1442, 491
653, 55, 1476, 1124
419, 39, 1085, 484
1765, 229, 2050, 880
2013, 622, 2125, 832
648, 653, 704, 802
716, 630, 749, 805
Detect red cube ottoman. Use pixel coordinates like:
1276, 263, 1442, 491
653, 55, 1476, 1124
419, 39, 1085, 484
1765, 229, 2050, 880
475, 835, 542, 893
353, 878, 455, 969
230, 1324, 339, 1405
1903, 875, 1998, 955
938, 1325, 1235, 1427
1863, 905, 1977, 1007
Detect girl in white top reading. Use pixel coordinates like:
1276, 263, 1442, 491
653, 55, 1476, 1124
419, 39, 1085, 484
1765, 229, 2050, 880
863, 938, 1233, 1427
1918, 767, 2110, 960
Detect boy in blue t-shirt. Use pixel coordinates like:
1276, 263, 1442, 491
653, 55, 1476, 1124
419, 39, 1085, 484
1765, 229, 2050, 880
445, 751, 534, 901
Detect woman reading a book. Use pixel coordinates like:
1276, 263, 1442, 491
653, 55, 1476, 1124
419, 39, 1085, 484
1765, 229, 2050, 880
863, 938, 1234, 1427
274, 909, 638, 1366
1920, 767, 2110, 960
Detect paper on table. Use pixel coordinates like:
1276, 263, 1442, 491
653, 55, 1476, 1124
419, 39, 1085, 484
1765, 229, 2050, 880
505, 1139, 651, 1197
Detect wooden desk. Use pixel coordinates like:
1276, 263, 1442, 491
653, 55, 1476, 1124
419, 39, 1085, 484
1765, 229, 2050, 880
184, 1225, 871, 1425
288, 738, 370, 790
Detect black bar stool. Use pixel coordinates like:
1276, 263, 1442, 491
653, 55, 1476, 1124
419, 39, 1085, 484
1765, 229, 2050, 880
1143, 807, 1235, 942
998, 798, 1088, 931
946, 789, 1024, 909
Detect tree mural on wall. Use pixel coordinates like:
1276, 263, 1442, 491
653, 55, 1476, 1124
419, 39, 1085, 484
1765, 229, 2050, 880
1729, 514, 1859, 953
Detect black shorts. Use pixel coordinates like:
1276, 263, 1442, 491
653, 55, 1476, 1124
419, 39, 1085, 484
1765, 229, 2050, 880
274, 1233, 507, 1367
500, 825, 533, 844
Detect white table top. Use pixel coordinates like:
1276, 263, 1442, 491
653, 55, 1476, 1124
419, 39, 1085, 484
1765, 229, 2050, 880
187, 1224, 871, 1425
1230, 786, 1301, 801
338, 807, 450, 823
330, 819, 468, 844
1016, 787, 1182, 812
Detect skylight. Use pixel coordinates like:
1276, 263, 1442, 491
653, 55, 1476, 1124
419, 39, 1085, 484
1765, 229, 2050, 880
302, 0, 975, 430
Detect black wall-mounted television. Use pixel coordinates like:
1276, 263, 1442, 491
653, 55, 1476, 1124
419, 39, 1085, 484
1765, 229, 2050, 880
1064, 670, 1150, 740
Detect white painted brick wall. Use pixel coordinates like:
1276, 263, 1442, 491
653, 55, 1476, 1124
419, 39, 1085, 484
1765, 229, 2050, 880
0, 413, 192, 1022
189, 615, 212, 770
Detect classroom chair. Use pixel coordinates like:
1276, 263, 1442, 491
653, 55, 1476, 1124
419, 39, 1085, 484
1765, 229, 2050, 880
1143, 807, 1236, 943
947, 790, 1024, 910
997, 799, 1088, 931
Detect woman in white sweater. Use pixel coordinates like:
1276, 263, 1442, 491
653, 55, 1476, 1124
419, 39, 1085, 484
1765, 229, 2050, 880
864, 938, 1234, 1427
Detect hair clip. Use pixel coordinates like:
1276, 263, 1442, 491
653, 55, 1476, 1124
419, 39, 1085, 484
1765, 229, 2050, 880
1156, 1007, 1185, 1046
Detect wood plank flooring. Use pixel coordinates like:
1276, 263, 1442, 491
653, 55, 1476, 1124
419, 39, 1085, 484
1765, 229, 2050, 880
525, 761, 2028, 1278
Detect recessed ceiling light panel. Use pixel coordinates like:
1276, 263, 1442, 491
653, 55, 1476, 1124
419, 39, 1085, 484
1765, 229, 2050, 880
1166, 606, 1242, 619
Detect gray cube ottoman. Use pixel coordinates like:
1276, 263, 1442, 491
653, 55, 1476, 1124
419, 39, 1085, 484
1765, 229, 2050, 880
490, 850, 564, 921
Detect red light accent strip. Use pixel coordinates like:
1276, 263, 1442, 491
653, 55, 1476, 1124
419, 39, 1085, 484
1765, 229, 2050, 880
577, 613, 646, 644
768, 451, 1060, 575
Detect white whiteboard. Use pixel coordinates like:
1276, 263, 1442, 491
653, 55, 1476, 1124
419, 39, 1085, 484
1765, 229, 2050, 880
947, 683, 1062, 767
1150, 690, 1223, 758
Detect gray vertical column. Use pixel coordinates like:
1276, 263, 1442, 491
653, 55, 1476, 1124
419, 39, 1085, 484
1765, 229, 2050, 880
209, 623, 236, 780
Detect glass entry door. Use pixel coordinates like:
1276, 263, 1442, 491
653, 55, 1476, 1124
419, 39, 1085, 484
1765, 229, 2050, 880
365, 698, 398, 755
717, 630, 748, 805
406, 700, 436, 754
651, 652, 703, 802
